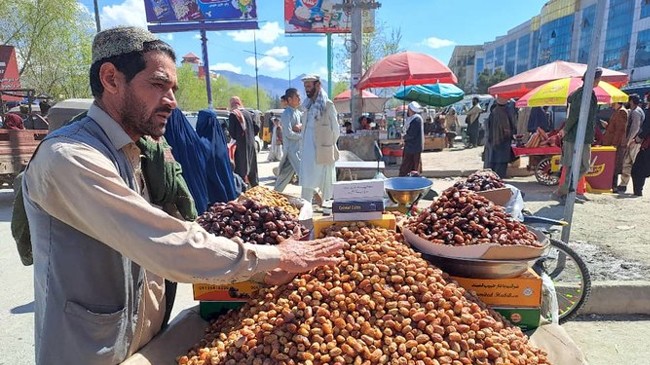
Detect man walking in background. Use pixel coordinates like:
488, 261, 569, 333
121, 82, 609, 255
618, 94, 645, 193
399, 101, 424, 176
553, 67, 602, 202
465, 96, 482, 148
275, 89, 302, 192
298, 75, 340, 205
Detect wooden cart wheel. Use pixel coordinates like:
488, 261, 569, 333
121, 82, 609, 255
535, 157, 560, 186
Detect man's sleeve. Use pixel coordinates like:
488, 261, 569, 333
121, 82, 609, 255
282, 110, 301, 141
24, 139, 281, 284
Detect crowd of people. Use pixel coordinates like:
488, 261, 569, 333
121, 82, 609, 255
0, 101, 50, 130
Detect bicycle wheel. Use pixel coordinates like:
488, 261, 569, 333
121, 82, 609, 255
534, 157, 560, 186
534, 238, 591, 324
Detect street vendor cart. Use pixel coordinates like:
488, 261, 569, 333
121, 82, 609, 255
512, 146, 562, 186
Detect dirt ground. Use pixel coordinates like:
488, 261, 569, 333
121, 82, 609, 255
426, 174, 650, 282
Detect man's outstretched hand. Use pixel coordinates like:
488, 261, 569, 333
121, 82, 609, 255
277, 236, 345, 273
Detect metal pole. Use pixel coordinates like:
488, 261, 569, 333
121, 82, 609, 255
327, 33, 333, 98
200, 28, 213, 109
93, 0, 101, 32
254, 30, 260, 110
561, 0, 607, 243
350, 1, 363, 128
287, 56, 294, 88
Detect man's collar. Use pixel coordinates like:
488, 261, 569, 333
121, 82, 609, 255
87, 103, 135, 150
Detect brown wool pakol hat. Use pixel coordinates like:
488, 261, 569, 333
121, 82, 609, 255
91, 26, 159, 65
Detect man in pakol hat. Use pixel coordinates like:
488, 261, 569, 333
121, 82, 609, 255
554, 67, 603, 202
399, 101, 425, 176
21, 26, 343, 364
298, 74, 340, 205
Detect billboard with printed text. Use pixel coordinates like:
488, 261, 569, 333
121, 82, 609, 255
284, 0, 375, 34
145, 0, 257, 23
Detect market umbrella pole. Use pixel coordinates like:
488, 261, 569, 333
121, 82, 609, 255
561, 0, 606, 243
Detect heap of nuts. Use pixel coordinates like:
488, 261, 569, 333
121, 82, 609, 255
404, 187, 541, 247
178, 224, 550, 365
196, 199, 309, 245
241, 186, 301, 218
453, 169, 506, 191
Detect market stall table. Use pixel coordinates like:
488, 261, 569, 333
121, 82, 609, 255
121, 306, 588, 365
512, 146, 562, 186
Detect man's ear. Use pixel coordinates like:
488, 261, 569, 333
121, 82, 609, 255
99, 62, 122, 96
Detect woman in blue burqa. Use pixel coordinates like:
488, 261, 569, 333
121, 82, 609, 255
164, 109, 238, 213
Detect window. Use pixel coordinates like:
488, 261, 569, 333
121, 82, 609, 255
505, 40, 516, 76
603, 0, 634, 70
578, 4, 596, 64
495, 45, 504, 67
537, 14, 574, 65
642, 0, 650, 19
635, 29, 650, 67
516, 34, 530, 74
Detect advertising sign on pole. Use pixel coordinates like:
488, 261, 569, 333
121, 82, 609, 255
145, 0, 257, 23
283, 0, 375, 34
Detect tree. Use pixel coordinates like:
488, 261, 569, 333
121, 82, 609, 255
175, 64, 209, 111
334, 20, 403, 97
476, 68, 510, 94
332, 80, 348, 98
0, 0, 95, 99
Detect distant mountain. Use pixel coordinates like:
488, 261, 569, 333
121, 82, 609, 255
211, 70, 329, 99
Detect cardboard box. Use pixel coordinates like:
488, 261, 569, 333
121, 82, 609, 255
333, 179, 385, 201
333, 211, 383, 221
451, 269, 542, 307
492, 307, 541, 331
332, 200, 384, 213
199, 301, 244, 321
476, 187, 513, 206
192, 281, 262, 301
424, 136, 446, 151
313, 213, 396, 238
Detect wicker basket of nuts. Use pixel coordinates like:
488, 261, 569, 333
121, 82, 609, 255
403, 187, 547, 260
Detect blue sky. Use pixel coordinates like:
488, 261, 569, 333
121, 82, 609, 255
78, 0, 548, 81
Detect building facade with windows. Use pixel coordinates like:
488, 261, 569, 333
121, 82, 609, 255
450, 0, 650, 92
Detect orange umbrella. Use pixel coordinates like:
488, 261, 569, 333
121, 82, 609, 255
333, 89, 379, 100
356, 51, 457, 89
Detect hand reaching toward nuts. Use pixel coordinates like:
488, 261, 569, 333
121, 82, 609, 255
276, 236, 345, 273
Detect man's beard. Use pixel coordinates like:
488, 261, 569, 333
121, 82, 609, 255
306, 87, 317, 98
120, 92, 170, 138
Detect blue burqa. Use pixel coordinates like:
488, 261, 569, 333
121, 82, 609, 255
164, 109, 237, 213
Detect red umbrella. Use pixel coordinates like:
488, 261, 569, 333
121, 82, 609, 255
333, 89, 379, 100
356, 51, 458, 89
488, 60, 629, 99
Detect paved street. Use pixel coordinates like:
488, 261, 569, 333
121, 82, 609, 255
0, 148, 648, 364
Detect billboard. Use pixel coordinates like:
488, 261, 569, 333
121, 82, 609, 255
0, 46, 23, 102
284, 0, 375, 34
145, 0, 257, 23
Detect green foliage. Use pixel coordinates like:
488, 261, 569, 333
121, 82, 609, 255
332, 81, 349, 97
175, 67, 272, 112
334, 20, 403, 81
476, 68, 510, 94
0, 0, 95, 99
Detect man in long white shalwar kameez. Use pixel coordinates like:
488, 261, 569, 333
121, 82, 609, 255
299, 74, 340, 205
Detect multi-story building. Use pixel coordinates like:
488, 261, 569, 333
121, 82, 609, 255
449, 0, 650, 91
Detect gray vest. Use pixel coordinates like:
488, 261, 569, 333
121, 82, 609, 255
24, 116, 144, 364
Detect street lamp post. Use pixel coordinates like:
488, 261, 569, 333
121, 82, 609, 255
93, 0, 101, 32
253, 30, 260, 110
286, 56, 294, 88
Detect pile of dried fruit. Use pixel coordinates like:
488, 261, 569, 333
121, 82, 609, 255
241, 186, 301, 218
178, 224, 550, 365
453, 170, 505, 191
196, 199, 309, 245
404, 188, 541, 247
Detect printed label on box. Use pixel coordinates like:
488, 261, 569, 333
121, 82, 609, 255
193, 281, 262, 301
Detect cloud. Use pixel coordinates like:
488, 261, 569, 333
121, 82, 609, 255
227, 22, 283, 44
317, 35, 345, 48
160, 33, 174, 41
423, 37, 456, 49
100, 0, 146, 28
210, 63, 242, 73
246, 56, 286, 72
265, 46, 289, 58
193, 34, 202, 40
317, 37, 327, 48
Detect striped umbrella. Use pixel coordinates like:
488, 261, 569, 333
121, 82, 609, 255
515, 77, 628, 107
